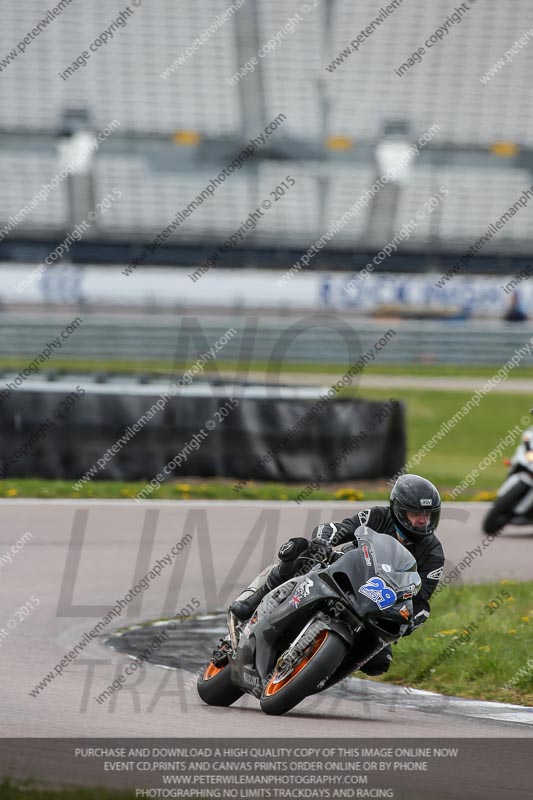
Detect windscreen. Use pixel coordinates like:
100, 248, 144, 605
354, 526, 421, 595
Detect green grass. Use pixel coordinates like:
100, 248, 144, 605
210, 361, 533, 379
0, 780, 136, 799
0, 478, 387, 502
3, 356, 533, 379
348, 386, 529, 492
370, 580, 533, 706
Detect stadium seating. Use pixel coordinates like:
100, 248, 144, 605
94, 158, 532, 249
0, 153, 68, 232
1, 0, 533, 252
257, 0, 324, 143
0, 0, 241, 136
327, 0, 533, 147
1, 0, 533, 145
95, 155, 250, 239
2, 146, 531, 250
94, 157, 378, 246
394, 167, 532, 247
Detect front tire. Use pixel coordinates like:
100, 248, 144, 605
259, 630, 347, 716
482, 481, 530, 534
197, 661, 244, 707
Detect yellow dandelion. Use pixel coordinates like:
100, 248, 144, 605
521, 616, 530, 623
472, 490, 497, 501
508, 629, 517, 635
176, 483, 190, 492
334, 488, 364, 500
438, 629, 458, 635
505, 597, 515, 603
499, 579, 516, 585
6, 488, 18, 497
478, 645, 490, 651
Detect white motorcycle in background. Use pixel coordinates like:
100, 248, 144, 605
483, 420, 533, 534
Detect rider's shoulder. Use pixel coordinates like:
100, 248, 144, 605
352, 505, 389, 527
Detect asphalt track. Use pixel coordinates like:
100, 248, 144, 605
1, 499, 532, 742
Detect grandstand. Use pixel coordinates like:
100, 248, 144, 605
0, 0, 532, 272
327, 0, 533, 147
0, 0, 241, 136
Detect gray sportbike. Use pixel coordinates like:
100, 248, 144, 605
197, 527, 421, 716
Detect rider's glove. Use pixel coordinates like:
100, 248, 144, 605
410, 607, 430, 634
307, 537, 333, 562
278, 537, 309, 562
277, 537, 314, 579
312, 522, 341, 547
403, 608, 428, 636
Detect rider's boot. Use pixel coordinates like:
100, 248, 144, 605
229, 564, 281, 622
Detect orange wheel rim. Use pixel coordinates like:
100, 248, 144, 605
264, 630, 329, 696
204, 661, 224, 680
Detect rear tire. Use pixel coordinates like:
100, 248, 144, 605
259, 630, 347, 716
197, 661, 244, 707
482, 481, 529, 534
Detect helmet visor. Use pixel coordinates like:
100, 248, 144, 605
396, 505, 440, 537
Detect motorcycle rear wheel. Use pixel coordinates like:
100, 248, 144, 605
482, 481, 530, 534
197, 660, 244, 707
259, 629, 347, 716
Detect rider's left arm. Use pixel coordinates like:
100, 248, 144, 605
409, 549, 445, 633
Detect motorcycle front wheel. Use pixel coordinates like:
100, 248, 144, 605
259, 629, 347, 716
482, 481, 530, 534
197, 660, 244, 707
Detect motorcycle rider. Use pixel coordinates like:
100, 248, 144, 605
227, 474, 444, 676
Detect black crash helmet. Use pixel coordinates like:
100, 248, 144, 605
390, 474, 441, 542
